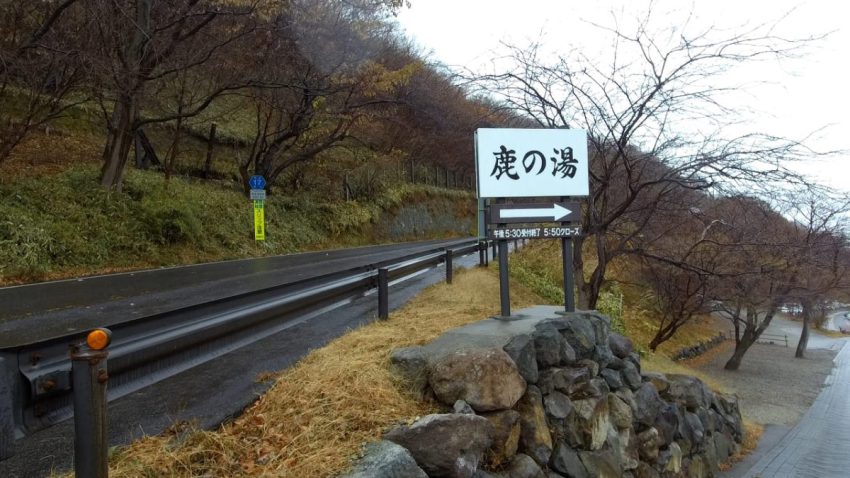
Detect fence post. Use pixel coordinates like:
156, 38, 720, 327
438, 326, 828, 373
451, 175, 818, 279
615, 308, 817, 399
71, 329, 112, 478
445, 249, 453, 284
378, 268, 389, 320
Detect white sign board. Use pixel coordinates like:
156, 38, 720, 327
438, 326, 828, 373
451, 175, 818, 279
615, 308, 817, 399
475, 128, 588, 198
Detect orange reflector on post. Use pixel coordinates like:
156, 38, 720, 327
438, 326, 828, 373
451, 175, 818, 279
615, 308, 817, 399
86, 328, 111, 350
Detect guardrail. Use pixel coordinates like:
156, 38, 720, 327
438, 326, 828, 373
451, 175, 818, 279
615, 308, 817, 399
0, 238, 496, 460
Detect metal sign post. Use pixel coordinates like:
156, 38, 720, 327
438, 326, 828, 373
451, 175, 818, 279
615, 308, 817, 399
248, 175, 267, 242
561, 197, 575, 313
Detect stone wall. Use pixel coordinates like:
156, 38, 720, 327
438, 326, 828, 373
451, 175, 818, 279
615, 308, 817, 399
343, 307, 743, 478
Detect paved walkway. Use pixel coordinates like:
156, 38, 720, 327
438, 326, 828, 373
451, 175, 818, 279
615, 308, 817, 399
738, 340, 850, 477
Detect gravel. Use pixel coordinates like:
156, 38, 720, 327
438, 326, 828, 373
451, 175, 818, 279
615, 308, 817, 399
696, 342, 837, 425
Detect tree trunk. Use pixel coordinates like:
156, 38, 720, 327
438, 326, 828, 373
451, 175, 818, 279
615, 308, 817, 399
795, 299, 812, 358
724, 340, 752, 370
203, 123, 217, 179
100, 96, 137, 190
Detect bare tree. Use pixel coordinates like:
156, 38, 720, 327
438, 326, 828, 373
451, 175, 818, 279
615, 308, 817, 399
0, 0, 88, 163
473, 6, 818, 310
83, 0, 259, 190
235, 0, 405, 192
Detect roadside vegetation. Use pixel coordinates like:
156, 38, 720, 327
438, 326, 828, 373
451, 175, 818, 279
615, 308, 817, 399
77, 267, 739, 478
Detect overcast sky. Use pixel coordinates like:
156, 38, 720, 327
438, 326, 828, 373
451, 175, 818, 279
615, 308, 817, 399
396, 0, 850, 193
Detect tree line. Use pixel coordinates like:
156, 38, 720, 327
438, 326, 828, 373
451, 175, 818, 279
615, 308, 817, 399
0, 0, 517, 193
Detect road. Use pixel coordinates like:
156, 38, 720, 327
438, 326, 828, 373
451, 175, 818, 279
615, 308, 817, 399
0, 239, 497, 477
726, 316, 850, 478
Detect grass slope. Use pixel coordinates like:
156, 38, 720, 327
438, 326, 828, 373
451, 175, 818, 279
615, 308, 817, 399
0, 164, 474, 285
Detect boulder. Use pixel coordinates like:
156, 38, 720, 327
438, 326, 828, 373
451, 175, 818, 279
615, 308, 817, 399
713, 431, 735, 462
592, 345, 616, 370
576, 358, 600, 377
341, 440, 428, 478
664, 375, 711, 411
483, 410, 522, 466
571, 396, 611, 450
555, 317, 597, 360
608, 333, 634, 359
641, 372, 670, 394
502, 453, 546, 478
454, 400, 475, 414
385, 413, 494, 478
600, 368, 624, 390
608, 393, 633, 430
504, 334, 539, 384
429, 347, 526, 412
549, 442, 589, 478
543, 391, 574, 420
568, 378, 605, 400
514, 385, 553, 466
663, 442, 683, 474
634, 461, 660, 478
636, 427, 662, 463
652, 402, 680, 447
578, 447, 622, 478
633, 383, 662, 428
390, 346, 430, 399
621, 361, 643, 391
616, 428, 640, 471
533, 325, 576, 368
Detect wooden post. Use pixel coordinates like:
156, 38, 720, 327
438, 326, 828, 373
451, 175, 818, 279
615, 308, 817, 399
203, 123, 217, 179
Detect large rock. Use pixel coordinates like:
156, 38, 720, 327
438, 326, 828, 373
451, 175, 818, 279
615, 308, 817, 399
543, 391, 574, 420
341, 440, 428, 478
549, 442, 589, 478
600, 368, 624, 390
514, 385, 553, 466
608, 393, 633, 430
664, 374, 711, 411
504, 334, 539, 384
483, 410, 522, 466
571, 396, 611, 450
616, 428, 640, 471
636, 427, 662, 463
533, 325, 576, 368
621, 361, 643, 391
538, 367, 590, 395
385, 413, 494, 478
653, 402, 680, 447
502, 453, 546, 478
578, 447, 622, 478
552, 317, 597, 360
633, 382, 662, 428
664, 442, 683, 474
429, 347, 526, 412
641, 372, 670, 394
608, 333, 634, 359
390, 346, 430, 399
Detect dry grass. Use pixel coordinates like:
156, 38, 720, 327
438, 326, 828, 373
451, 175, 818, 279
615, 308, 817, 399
93, 267, 544, 478
719, 419, 764, 471
641, 352, 729, 394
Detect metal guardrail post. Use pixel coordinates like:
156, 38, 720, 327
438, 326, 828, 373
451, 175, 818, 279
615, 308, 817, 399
71, 329, 111, 478
378, 268, 389, 320
445, 249, 454, 284
478, 242, 485, 267
0, 356, 13, 460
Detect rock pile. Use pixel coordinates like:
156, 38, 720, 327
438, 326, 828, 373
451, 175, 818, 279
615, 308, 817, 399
343, 307, 743, 478
672, 334, 726, 362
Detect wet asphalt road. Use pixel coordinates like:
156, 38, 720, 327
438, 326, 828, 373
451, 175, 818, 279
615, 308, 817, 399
0, 241, 485, 477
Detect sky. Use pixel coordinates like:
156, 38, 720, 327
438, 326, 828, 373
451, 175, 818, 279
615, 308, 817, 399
395, 0, 850, 193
